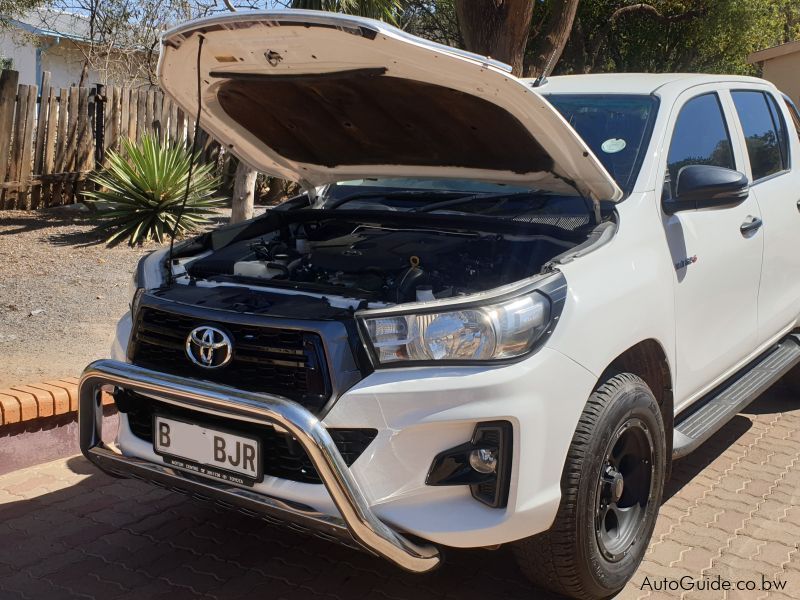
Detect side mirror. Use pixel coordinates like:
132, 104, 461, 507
663, 165, 749, 215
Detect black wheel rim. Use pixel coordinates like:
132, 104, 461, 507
594, 417, 655, 562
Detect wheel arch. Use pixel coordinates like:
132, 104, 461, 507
603, 339, 674, 461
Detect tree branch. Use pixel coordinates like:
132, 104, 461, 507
608, 3, 706, 24
588, 2, 707, 72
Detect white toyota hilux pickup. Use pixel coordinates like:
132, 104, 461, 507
78, 10, 800, 599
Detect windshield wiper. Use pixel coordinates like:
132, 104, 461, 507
325, 190, 472, 210
413, 190, 540, 213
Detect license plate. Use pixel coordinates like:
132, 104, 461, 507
153, 415, 262, 485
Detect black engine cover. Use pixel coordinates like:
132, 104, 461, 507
309, 228, 474, 273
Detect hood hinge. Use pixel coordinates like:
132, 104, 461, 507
591, 196, 602, 225
301, 180, 319, 203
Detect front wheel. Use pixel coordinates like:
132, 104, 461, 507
513, 373, 666, 599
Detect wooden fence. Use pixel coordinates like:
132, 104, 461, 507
0, 68, 218, 210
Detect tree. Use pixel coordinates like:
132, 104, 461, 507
36, 0, 217, 87
400, 0, 462, 47
452, 0, 587, 78
557, 0, 795, 75
454, 0, 534, 76
0, 0, 45, 28
231, 160, 257, 222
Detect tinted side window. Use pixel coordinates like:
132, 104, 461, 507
731, 91, 788, 180
667, 93, 735, 197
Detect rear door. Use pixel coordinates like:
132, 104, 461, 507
660, 88, 764, 407
728, 88, 800, 340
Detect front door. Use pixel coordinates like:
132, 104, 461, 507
660, 89, 764, 407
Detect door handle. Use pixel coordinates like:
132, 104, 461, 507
796, 199, 800, 213
740, 215, 763, 235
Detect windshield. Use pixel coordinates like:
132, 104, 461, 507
310, 96, 658, 215
544, 94, 659, 194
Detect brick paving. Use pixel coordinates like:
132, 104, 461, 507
1, 385, 799, 599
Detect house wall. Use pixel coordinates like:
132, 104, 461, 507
760, 53, 800, 104
0, 25, 149, 89
0, 29, 38, 85
40, 42, 102, 88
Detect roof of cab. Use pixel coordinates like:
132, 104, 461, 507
523, 73, 770, 95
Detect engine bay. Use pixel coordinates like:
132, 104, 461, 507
185, 212, 585, 305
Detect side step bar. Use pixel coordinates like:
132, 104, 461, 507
673, 333, 800, 459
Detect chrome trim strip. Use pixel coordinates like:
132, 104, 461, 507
79, 359, 440, 573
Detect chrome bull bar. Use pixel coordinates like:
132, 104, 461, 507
79, 359, 441, 573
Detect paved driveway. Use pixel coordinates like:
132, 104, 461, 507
1, 386, 799, 600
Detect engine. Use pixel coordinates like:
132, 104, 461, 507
188, 224, 567, 305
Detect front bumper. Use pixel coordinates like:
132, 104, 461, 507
79, 359, 440, 573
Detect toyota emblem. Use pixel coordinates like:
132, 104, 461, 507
185, 326, 233, 369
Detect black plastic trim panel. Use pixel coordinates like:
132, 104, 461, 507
128, 291, 365, 417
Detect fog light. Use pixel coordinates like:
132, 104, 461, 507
469, 448, 498, 474
425, 420, 512, 508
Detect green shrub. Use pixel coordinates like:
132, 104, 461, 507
83, 135, 226, 246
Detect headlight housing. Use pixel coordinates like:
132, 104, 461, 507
127, 269, 140, 307
359, 279, 563, 366
129, 248, 168, 316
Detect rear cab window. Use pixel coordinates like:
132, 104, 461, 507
783, 94, 800, 143
731, 90, 790, 181
666, 93, 735, 198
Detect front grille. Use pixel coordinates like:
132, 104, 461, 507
130, 306, 332, 412
118, 392, 377, 485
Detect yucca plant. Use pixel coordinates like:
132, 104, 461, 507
83, 135, 226, 247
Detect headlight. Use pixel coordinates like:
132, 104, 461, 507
361, 291, 553, 364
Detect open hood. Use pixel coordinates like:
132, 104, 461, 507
159, 10, 622, 202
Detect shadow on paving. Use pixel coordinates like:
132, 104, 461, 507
0, 456, 554, 600
0, 389, 793, 600
666, 383, 797, 502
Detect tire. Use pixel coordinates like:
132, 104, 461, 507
513, 373, 666, 600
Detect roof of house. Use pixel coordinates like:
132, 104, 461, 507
8, 9, 92, 43
748, 40, 800, 64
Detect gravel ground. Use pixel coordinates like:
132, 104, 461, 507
0, 206, 263, 388
0, 207, 157, 388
